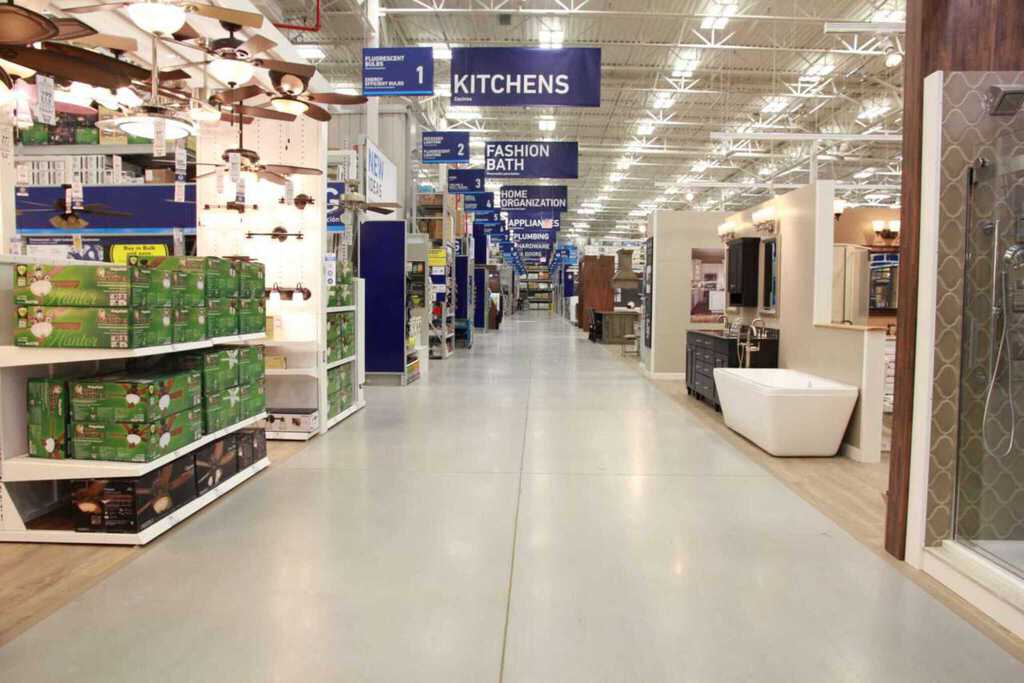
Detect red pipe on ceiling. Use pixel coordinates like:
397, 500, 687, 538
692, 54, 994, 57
273, 0, 322, 32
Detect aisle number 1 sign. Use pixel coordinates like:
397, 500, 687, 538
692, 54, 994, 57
363, 47, 434, 96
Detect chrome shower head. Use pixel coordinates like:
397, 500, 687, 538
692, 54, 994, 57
988, 85, 1024, 116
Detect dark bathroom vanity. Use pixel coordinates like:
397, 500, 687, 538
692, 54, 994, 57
686, 329, 780, 409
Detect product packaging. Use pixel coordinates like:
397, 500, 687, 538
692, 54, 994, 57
258, 408, 319, 433
237, 378, 266, 419
72, 407, 204, 462
14, 263, 132, 307
326, 313, 341, 341
328, 390, 343, 418
72, 456, 197, 532
129, 256, 206, 307
237, 298, 266, 335
130, 307, 173, 347
236, 428, 266, 470
15, 306, 131, 348
194, 434, 238, 495
203, 386, 241, 433
27, 378, 68, 459
237, 345, 265, 385
172, 307, 207, 344
206, 298, 238, 338
265, 354, 286, 370
327, 338, 343, 363
327, 285, 341, 308
175, 347, 239, 393
69, 369, 201, 423
326, 366, 341, 395
341, 311, 356, 358
234, 260, 266, 299
129, 264, 173, 308
205, 257, 239, 300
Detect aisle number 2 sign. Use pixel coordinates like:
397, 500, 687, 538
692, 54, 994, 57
363, 47, 434, 96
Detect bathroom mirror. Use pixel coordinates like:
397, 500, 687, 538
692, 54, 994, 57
759, 236, 780, 316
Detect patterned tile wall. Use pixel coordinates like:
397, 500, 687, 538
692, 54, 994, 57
927, 71, 1024, 546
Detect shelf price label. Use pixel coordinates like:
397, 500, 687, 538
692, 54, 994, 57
152, 118, 166, 157
35, 75, 56, 125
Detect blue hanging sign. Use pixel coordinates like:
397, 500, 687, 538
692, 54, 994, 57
499, 185, 568, 211
447, 168, 486, 194
16, 184, 196, 234
326, 181, 347, 232
485, 141, 578, 179
363, 47, 434, 96
464, 192, 494, 212
450, 47, 601, 107
422, 131, 470, 164
506, 210, 561, 232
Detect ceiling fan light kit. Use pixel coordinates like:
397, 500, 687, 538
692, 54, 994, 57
97, 104, 195, 140
207, 56, 254, 87
269, 96, 308, 116
126, 2, 187, 35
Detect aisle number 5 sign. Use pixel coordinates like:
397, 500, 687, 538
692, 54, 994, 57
363, 47, 434, 96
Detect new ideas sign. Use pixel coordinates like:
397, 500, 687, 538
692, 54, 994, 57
500, 185, 568, 212
450, 47, 601, 107
484, 141, 578, 179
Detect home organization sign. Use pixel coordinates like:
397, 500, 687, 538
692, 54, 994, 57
450, 47, 601, 107
499, 185, 568, 211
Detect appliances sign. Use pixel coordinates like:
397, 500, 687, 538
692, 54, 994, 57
363, 47, 433, 96
485, 142, 578, 179
506, 211, 561, 232
500, 185, 568, 211
450, 47, 601, 107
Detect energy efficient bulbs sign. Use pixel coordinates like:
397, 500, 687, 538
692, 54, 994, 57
363, 47, 434, 96
450, 47, 601, 107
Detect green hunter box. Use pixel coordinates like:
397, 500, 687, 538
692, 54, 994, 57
341, 312, 356, 358
326, 366, 341, 395
237, 379, 266, 419
236, 298, 265, 335
235, 260, 265, 299
13, 263, 132, 307
71, 407, 203, 462
327, 338, 343, 363
203, 386, 240, 433
205, 298, 238, 338
130, 256, 206, 307
28, 378, 69, 459
327, 285, 341, 308
237, 345, 264, 385
72, 456, 197, 533
127, 264, 172, 308
69, 369, 201, 423
175, 348, 239, 393
328, 390, 343, 418
172, 307, 207, 344
130, 307, 173, 347
15, 306, 132, 348
326, 313, 341, 341
204, 257, 239, 300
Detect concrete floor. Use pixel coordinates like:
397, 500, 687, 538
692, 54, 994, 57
2, 313, 1023, 681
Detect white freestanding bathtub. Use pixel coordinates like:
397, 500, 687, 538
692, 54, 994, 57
712, 368, 859, 457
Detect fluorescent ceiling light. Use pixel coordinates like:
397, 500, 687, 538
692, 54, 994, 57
701, 2, 738, 30
295, 45, 326, 61
636, 121, 655, 136
671, 52, 700, 78
800, 58, 835, 83
691, 160, 709, 173
884, 47, 903, 68
573, 222, 590, 229
447, 108, 480, 121
758, 165, 775, 177
435, 83, 451, 97
420, 43, 453, 60
858, 97, 892, 120
653, 93, 675, 109
602, 184, 614, 192
761, 96, 791, 114
539, 27, 564, 49
126, 2, 186, 35
616, 158, 633, 171
685, 191, 695, 201
609, 173, 624, 182
333, 83, 360, 96
538, 116, 556, 131
578, 208, 597, 215
871, 9, 906, 23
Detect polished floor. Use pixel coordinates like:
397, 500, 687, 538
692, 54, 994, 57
2, 314, 1024, 681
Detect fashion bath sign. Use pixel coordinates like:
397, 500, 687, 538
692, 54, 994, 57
484, 142, 578, 179
449, 47, 601, 107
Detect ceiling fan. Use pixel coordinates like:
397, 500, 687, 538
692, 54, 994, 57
63, 1, 264, 35
164, 21, 315, 87
17, 185, 132, 229
216, 70, 367, 122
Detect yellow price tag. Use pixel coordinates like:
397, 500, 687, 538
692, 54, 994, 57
428, 248, 446, 266
111, 244, 169, 264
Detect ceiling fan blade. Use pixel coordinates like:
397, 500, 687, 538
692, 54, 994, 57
256, 171, 287, 186
0, 67, 11, 91
0, 45, 126, 89
215, 84, 264, 104
303, 101, 331, 122
256, 59, 315, 80
235, 104, 296, 122
173, 22, 202, 42
0, 5, 59, 46
238, 35, 275, 57
186, 4, 264, 29
262, 164, 322, 177
63, 3, 131, 14
220, 112, 253, 124
158, 68, 192, 82
70, 33, 138, 53
51, 17, 98, 41
84, 208, 132, 217
43, 42, 149, 82
365, 204, 397, 215
306, 92, 368, 106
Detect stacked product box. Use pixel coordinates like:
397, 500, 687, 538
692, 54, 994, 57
230, 259, 266, 335
237, 346, 266, 419
27, 378, 69, 459
205, 256, 238, 338
176, 347, 240, 433
340, 311, 356, 358
129, 255, 208, 344
326, 364, 354, 419
68, 370, 204, 462
13, 262, 174, 348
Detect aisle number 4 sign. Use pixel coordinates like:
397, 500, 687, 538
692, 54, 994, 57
363, 47, 433, 96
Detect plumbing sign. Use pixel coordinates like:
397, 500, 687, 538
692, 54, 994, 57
450, 47, 601, 107
363, 47, 433, 96
484, 142, 579, 179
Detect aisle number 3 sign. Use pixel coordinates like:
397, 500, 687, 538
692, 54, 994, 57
363, 47, 434, 96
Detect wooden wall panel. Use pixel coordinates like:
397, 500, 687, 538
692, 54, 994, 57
576, 256, 614, 331
886, 0, 1024, 559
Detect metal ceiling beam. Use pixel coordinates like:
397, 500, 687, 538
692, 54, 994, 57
711, 131, 902, 143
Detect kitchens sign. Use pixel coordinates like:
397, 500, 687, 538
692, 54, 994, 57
450, 47, 601, 107
485, 142, 578, 179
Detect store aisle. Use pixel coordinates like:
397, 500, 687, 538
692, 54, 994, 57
2, 314, 1023, 682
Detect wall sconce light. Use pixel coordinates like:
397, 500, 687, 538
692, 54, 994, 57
752, 206, 778, 234
873, 218, 900, 242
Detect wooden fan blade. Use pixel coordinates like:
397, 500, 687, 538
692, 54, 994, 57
43, 42, 149, 81
62, 3, 130, 15
158, 68, 192, 82
52, 17, 98, 41
236, 104, 295, 122
303, 101, 330, 122
84, 207, 132, 217
238, 35, 275, 57
365, 205, 396, 215
220, 112, 253, 125
262, 164, 322, 177
256, 59, 315, 80
306, 92, 368, 106
214, 84, 263, 104
0, 45, 126, 89
187, 4, 264, 29
196, 170, 218, 179
71, 33, 138, 53
0, 67, 11, 91
173, 23, 201, 42
257, 171, 286, 186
